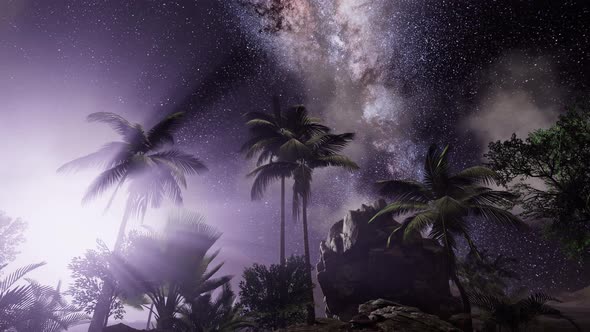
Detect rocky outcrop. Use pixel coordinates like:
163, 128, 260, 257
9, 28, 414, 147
317, 200, 460, 321
280, 299, 461, 332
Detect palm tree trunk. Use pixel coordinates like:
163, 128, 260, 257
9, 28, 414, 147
301, 195, 315, 325
146, 303, 154, 329
88, 206, 131, 332
280, 176, 286, 265
279, 176, 288, 328
451, 272, 473, 332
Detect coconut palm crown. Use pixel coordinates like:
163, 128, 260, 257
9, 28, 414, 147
369, 144, 526, 332
241, 100, 330, 265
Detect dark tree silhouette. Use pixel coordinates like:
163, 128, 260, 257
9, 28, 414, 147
486, 105, 590, 258
242, 101, 329, 265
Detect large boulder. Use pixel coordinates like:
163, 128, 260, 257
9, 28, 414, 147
317, 201, 460, 321
280, 299, 461, 332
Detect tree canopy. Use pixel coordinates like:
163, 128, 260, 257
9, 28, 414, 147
486, 105, 590, 258
0, 211, 27, 266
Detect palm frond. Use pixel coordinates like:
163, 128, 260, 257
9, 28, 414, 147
307, 133, 355, 155
0, 262, 46, 293
87, 112, 141, 143
247, 162, 296, 200
403, 210, 437, 240
81, 163, 129, 203
245, 118, 278, 129
368, 201, 428, 223
57, 142, 128, 173
279, 138, 311, 160
313, 155, 359, 171
376, 179, 432, 202
150, 149, 208, 175
469, 205, 526, 229
451, 166, 500, 186
463, 187, 518, 207
146, 112, 185, 149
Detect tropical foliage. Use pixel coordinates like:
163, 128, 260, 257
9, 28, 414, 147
68, 240, 126, 322
238, 256, 311, 330
0, 263, 88, 332
178, 283, 254, 332
117, 212, 233, 330
470, 292, 580, 331
58, 111, 207, 330
486, 105, 590, 258
370, 144, 525, 332
0, 211, 27, 266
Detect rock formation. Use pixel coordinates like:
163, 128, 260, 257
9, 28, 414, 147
280, 299, 461, 332
317, 200, 460, 321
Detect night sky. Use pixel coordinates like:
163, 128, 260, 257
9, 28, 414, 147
1, 0, 590, 308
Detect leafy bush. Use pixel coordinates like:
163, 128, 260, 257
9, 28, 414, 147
238, 256, 312, 330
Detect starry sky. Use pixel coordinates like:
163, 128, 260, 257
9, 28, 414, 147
1, 0, 590, 309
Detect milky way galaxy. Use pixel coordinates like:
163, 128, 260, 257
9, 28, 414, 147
1, 1, 590, 316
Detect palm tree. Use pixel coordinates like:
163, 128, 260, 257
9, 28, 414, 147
469, 292, 581, 331
58, 112, 207, 331
370, 144, 525, 332
0, 263, 88, 332
117, 212, 231, 330
242, 98, 329, 266
0, 262, 46, 330
249, 131, 359, 324
11, 281, 89, 332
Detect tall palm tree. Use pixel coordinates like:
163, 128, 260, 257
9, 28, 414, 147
249, 131, 359, 325
117, 212, 231, 330
58, 112, 207, 331
242, 98, 329, 265
369, 144, 525, 332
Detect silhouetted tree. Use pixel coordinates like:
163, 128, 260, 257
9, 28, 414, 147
242, 100, 329, 266
58, 112, 207, 331
370, 144, 525, 332
250, 129, 358, 324
0, 211, 27, 266
238, 256, 312, 330
68, 241, 126, 322
486, 105, 590, 258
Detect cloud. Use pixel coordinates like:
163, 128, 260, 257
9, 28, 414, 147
465, 54, 562, 148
